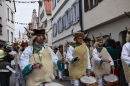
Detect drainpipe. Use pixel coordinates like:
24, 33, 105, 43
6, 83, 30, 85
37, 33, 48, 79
79, 0, 83, 32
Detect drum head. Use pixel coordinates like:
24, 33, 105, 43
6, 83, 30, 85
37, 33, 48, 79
103, 74, 118, 82
45, 82, 63, 86
80, 76, 97, 84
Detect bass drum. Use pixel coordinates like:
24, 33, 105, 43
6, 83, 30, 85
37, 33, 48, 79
103, 74, 118, 86
80, 76, 97, 86
45, 82, 63, 86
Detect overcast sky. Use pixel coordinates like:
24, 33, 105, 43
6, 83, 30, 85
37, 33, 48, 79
14, 0, 39, 38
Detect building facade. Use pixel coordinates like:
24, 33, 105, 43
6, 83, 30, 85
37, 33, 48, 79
52, 0, 80, 47
82, 0, 130, 46
0, 0, 7, 44
38, 0, 52, 47
6, 0, 16, 45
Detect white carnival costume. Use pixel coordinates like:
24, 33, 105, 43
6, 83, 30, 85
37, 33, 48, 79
121, 27, 130, 86
66, 29, 91, 86
19, 27, 59, 86
91, 35, 114, 86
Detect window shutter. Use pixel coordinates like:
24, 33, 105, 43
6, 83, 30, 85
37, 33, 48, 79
62, 16, 64, 31
52, 24, 54, 37
64, 14, 66, 29
76, 0, 80, 21
98, 0, 102, 3
70, 7, 73, 25
52, 0, 54, 10
84, 0, 89, 12
68, 8, 70, 26
54, 0, 56, 7
57, 21, 60, 34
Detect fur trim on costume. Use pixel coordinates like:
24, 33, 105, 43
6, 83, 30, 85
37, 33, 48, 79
122, 60, 130, 82
26, 47, 55, 86
69, 43, 88, 80
91, 48, 111, 78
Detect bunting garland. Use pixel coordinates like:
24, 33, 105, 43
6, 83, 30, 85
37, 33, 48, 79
6, 18, 53, 25
3, 0, 51, 3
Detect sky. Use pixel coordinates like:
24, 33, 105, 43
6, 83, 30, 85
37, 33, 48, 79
14, 0, 39, 38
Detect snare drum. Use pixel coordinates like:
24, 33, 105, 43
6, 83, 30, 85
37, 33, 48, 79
80, 76, 97, 86
45, 82, 63, 86
103, 74, 118, 86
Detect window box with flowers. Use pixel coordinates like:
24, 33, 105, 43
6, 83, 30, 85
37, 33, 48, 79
0, 24, 3, 35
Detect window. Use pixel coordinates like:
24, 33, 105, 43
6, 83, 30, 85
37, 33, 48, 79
11, 12, 13, 21
7, 8, 9, 19
52, 0, 56, 10
73, 3, 76, 22
7, 30, 9, 42
40, 10, 44, 20
11, 32, 13, 42
52, 23, 57, 37
76, 0, 80, 21
65, 11, 69, 28
62, 14, 66, 30
84, 0, 103, 12
57, 18, 62, 33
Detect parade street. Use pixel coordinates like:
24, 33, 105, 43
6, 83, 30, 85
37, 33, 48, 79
0, 0, 130, 86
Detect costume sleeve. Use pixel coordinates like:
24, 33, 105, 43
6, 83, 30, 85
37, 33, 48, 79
66, 46, 76, 62
92, 49, 102, 65
121, 44, 130, 66
107, 52, 114, 66
86, 47, 91, 72
19, 46, 33, 76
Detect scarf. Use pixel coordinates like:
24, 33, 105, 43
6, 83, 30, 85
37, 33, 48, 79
96, 46, 103, 53
33, 42, 44, 54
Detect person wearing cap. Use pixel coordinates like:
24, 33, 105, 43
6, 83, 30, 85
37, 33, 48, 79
121, 27, 130, 86
53, 46, 58, 54
19, 27, 64, 86
56, 44, 68, 82
0, 50, 12, 86
66, 29, 91, 86
91, 34, 114, 86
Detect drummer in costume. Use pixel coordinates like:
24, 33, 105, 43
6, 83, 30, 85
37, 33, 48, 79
19, 27, 65, 86
66, 29, 91, 86
121, 27, 130, 86
91, 34, 114, 86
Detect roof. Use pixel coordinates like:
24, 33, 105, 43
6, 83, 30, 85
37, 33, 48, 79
44, 0, 52, 15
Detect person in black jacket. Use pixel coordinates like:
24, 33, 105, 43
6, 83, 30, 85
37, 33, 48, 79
0, 49, 12, 86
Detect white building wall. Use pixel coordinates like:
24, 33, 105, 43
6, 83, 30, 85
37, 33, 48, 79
82, 0, 130, 30
0, 1, 7, 44
38, 1, 52, 46
52, 0, 80, 47
82, 0, 130, 46
6, 1, 16, 44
